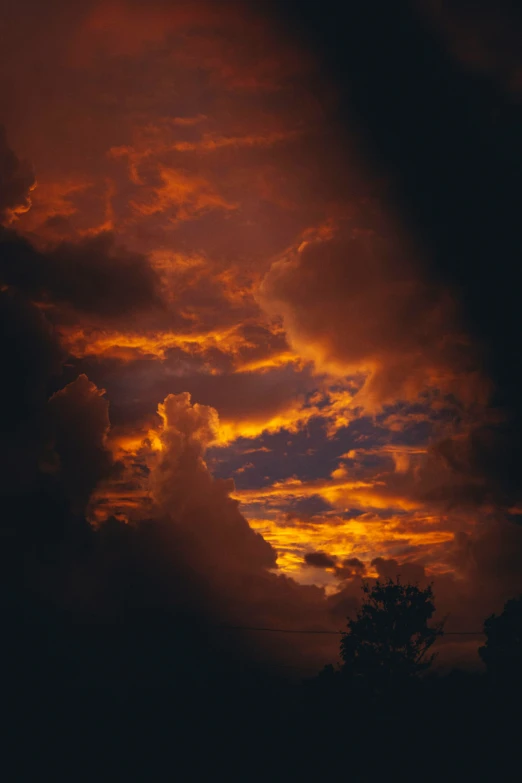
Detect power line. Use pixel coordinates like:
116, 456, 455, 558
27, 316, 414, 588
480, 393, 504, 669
214, 625, 484, 636
217, 626, 340, 635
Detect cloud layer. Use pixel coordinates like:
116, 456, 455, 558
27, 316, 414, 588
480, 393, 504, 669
1, 0, 522, 672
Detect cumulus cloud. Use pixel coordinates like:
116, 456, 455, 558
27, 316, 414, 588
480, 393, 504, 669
259, 219, 483, 411
48, 374, 115, 511
141, 390, 350, 667
0, 280, 117, 514
78, 349, 320, 446
149, 391, 277, 573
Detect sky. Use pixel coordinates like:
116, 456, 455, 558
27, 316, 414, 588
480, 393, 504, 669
2, 0, 522, 671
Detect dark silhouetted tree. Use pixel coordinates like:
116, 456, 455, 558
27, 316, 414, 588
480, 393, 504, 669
480, 595, 522, 691
340, 578, 443, 694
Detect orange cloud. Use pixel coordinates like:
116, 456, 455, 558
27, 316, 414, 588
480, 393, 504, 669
248, 512, 456, 580
21, 178, 91, 220
259, 219, 485, 411
58, 324, 247, 360
234, 351, 302, 373
216, 402, 319, 444
72, 1, 227, 60
234, 475, 422, 512
109, 129, 299, 171
130, 166, 237, 222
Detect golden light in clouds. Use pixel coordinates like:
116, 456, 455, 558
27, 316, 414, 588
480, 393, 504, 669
2, 0, 495, 597
248, 515, 455, 577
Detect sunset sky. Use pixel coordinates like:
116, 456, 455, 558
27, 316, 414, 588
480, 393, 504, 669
2, 0, 522, 670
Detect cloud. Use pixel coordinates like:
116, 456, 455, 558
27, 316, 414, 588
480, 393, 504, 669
3, 0, 522, 679
234, 474, 423, 512
304, 0, 522, 525
419, 0, 522, 94
259, 219, 483, 411
335, 557, 367, 579
149, 392, 277, 573
48, 374, 115, 511
17, 176, 96, 238
0, 126, 35, 224
0, 260, 118, 513
75, 351, 321, 445
371, 556, 426, 584
304, 550, 336, 568
429, 421, 522, 511
248, 507, 456, 582
0, 229, 163, 318
130, 166, 237, 222
0, 296, 117, 511
142, 394, 353, 647
0, 288, 63, 493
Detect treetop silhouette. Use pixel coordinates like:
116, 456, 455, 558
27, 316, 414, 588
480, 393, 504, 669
340, 578, 444, 693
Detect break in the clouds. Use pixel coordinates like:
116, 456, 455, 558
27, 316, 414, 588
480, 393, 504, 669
2, 0, 522, 670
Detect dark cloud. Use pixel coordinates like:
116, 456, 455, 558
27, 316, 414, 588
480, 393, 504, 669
343, 557, 365, 570
0, 287, 115, 511
304, 550, 336, 569
418, 0, 522, 94
334, 557, 367, 580
0, 228, 163, 318
0, 288, 62, 492
452, 519, 522, 601
429, 421, 522, 512
0, 126, 35, 224
0, 288, 62, 424
48, 374, 116, 511
371, 557, 426, 585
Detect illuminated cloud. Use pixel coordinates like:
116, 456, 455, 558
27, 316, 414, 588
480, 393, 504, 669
260, 219, 485, 411
130, 166, 237, 222
248, 510, 456, 581
148, 391, 277, 571
234, 475, 423, 512
2, 0, 521, 676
